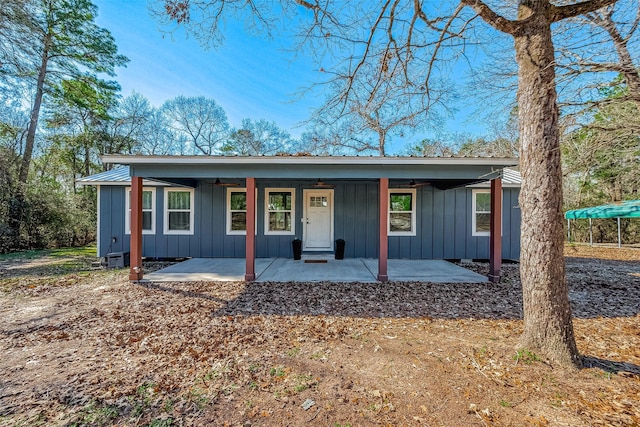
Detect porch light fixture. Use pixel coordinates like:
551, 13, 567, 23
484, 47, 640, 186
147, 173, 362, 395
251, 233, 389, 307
312, 179, 335, 189
214, 178, 240, 187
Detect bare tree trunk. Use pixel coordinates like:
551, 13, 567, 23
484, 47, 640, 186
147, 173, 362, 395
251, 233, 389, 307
84, 136, 91, 177
19, 40, 49, 186
596, 12, 640, 104
9, 32, 51, 247
515, 0, 581, 368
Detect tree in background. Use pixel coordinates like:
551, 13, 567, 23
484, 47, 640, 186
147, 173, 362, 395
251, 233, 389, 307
404, 135, 518, 158
0, 0, 128, 248
0, 98, 30, 161
134, 106, 184, 156
0, 145, 21, 252
562, 79, 640, 243
300, 117, 374, 155
98, 92, 152, 160
0, 0, 127, 185
403, 138, 458, 157
46, 77, 118, 179
0, 0, 307, 253
401, 107, 520, 157
553, 1, 640, 245
457, 136, 519, 158
563, 83, 639, 204
308, 59, 448, 155
102, 92, 183, 157
456, 1, 638, 145
555, 0, 640, 109
223, 118, 296, 155
161, 96, 229, 155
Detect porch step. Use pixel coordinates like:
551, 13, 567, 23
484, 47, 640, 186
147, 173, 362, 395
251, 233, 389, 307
300, 253, 334, 261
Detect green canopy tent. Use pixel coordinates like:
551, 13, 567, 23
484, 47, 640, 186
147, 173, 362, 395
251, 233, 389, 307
565, 200, 640, 247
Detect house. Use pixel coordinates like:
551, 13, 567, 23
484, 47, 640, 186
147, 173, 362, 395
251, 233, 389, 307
78, 155, 521, 282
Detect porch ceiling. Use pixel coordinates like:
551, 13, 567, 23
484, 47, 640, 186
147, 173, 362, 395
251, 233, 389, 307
102, 155, 518, 187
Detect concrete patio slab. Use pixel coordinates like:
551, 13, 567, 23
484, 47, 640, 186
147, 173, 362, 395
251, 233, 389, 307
144, 258, 275, 282
361, 259, 488, 283
255, 256, 376, 283
144, 256, 487, 283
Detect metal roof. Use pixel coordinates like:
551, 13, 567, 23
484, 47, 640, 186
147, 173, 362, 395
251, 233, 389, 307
102, 154, 518, 167
565, 200, 640, 219
75, 167, 166, 186
502, 168, 522, 185
80, 156, 521, 190
465, 168, 521, 188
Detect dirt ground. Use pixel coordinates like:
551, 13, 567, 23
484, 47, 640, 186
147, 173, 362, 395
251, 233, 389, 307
0, 244, 638, 426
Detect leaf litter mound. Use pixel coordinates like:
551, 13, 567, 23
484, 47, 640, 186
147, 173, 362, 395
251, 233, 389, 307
0, 244, 638, 426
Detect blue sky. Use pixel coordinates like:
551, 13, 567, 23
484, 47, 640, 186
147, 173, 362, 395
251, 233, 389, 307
94, 1, 327, 135
93, 0, 493, 151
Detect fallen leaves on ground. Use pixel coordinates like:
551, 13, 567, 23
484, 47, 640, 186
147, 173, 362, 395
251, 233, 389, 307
0, 247, 638, 426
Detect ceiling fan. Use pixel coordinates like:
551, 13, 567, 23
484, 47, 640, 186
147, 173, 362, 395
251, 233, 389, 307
213, 178, 240, 187
396, 179, 431, 188
311, 179, 335, 189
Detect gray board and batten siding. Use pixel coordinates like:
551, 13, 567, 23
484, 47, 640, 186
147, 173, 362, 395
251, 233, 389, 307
97, 178, 521, 261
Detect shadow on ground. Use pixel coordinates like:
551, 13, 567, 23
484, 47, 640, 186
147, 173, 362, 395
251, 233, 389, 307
136, 270, 640, 320
582, 356, 640, 377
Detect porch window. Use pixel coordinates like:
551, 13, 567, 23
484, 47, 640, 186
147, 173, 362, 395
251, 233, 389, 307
164, 188, 194, 235
388, 189, 416, 236
472, 190, 491, 236
265, 188, 295, 235
125, 187, 155, 234
227, 188, 247, 235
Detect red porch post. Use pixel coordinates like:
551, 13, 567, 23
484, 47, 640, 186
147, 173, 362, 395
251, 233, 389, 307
378, 177, 389, 282
129, 176, 143, 281
488, 177, 502, 283
245, 177, 256, 281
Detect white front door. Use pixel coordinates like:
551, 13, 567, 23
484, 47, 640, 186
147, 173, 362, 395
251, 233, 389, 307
303, 189, 334, 251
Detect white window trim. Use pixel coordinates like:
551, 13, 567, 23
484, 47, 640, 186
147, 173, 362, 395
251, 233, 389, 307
125, 187, 156, 235
163, 187, 195, 235
264, 188, 296, 235
472, 189, 503, 237
388, 188, 417, 236
226, 188, 257, 235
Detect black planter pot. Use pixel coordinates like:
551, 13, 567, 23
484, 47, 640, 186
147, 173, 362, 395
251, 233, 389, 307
292, 238, 302, 260
335, 239, 345, 260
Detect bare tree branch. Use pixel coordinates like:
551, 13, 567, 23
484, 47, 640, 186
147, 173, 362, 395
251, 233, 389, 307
459, 0, 518, 35
551, 0, 619, 22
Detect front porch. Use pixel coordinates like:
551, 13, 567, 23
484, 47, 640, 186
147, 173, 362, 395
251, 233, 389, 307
100, 155, 518, 283
143, 256, 488, 283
